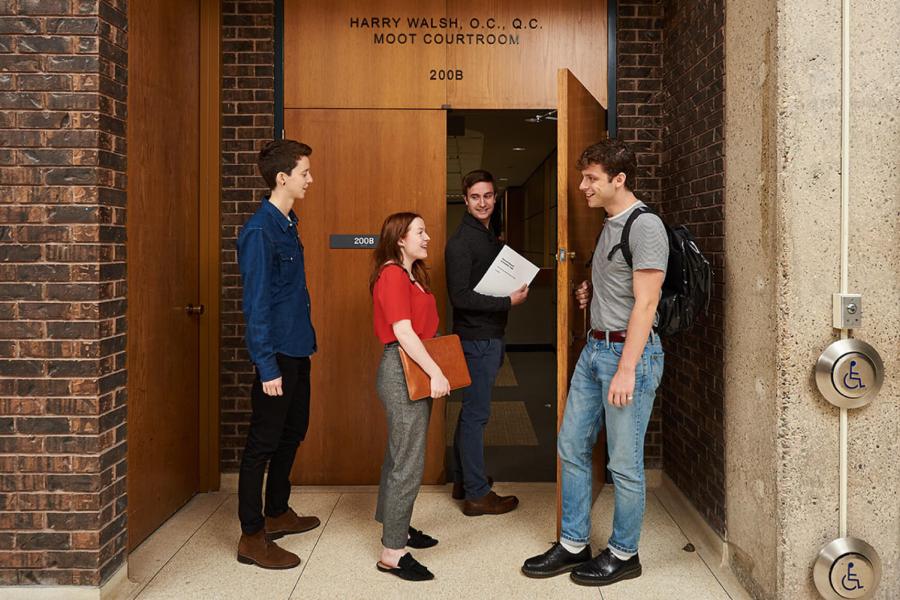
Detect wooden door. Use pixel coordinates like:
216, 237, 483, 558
556, 69, 607, 527
284, 109, 448, 484
127, 0, 201, 550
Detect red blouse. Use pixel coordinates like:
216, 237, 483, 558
372, 264, 439, 344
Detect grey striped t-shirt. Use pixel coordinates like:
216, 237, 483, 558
590, 201, 669, 332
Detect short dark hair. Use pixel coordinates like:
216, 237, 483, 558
576, 139, 637, 191
461, 169, 494, 195
258, 139, 312, 190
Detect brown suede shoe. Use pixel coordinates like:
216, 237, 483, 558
451, 476, 494, 500
237, 529, 301, 569
265, 508, 321, 540
462, 490, 519, 516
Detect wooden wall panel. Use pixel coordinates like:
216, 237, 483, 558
283, 0, 607, 109
285, 109, 448, 484
283, 0, 447, 109
446, 0, 608, 108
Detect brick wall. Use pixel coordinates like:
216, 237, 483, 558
616, 0, 726, 534
219, 0, 275, 471
0, 0, 129, 585
658, 0, 726, 534
616, 0, 665, 468
662, 0, 725, 532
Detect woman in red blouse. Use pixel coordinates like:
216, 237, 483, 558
369, 212, 450, 582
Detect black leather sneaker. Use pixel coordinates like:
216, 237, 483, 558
570, 547, 642, 586
521, 542, 591, 578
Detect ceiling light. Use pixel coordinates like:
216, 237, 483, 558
512, 146, 526, 151
525, 110, 558, 123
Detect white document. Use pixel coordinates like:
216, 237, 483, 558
473, 245, 540, 297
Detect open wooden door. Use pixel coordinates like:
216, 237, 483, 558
556, 69, 608, 530
284, 109, 448, 484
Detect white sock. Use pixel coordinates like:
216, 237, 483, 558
609, 546, 635, 561
560, 540, 586, 554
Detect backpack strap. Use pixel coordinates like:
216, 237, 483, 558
606, 205, 652, 269
584, 229, 603, 268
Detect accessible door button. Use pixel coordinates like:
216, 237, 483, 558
815, 339, 884, 409
829, 553, 873, 598
815, 538, 881, 600
831, 353, 875, 399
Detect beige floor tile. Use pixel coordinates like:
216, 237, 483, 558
129, 483, 742, 599
291, 488, 596, 600
128, 492, 231, 585
135, 491, 339, 600
588, 489, 730, 600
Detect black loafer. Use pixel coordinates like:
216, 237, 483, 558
376, 552, 435, 581
407, 526, 438, 549
570, 548, 642, 586
521, 542, 591, 578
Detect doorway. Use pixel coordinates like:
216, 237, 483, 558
444, 109, 559, 483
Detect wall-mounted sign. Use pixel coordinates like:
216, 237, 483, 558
284, 0, 609, 110
329, 234, 379, 249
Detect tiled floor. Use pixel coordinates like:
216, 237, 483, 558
122, 483, 752, 600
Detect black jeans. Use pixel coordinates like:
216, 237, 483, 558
238, 354, 311, 535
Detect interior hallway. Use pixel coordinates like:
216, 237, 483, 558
121, 482, 750, 600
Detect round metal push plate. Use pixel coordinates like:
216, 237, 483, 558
829, 554, 873, 598
815, 339, 884, 409
831, 353, 876, 399
814, 537, 881, 600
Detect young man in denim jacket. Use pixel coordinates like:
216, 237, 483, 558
235, 140, 320, 569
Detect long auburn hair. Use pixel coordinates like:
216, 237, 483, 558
369, 212, 431, 294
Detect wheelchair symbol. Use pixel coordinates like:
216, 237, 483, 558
841, 561, 864, 592
842, 360, 866, 391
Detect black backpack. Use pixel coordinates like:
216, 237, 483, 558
603, 206, 712, 336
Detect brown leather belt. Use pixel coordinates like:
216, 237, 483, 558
590, 330, 627, 343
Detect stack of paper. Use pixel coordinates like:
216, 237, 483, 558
473, 245, 540, 297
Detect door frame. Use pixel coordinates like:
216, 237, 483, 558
198, 0, 221, 493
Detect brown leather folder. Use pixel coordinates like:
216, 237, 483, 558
397, 334, 471, 401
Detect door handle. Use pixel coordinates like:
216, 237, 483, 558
557, 247, 577, 263
186, 303, 205, 316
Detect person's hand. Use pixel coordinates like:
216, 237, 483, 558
430, 372, 451, 398
575, 280, 592, 310
509, 284, 529, 306
607, 368, 635, 407
262, 377, 283, 396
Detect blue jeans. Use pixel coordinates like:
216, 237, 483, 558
557, 333, 664, 555
452, 338, 504, 499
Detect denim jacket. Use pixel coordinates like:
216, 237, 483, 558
237, 198, 316, 381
